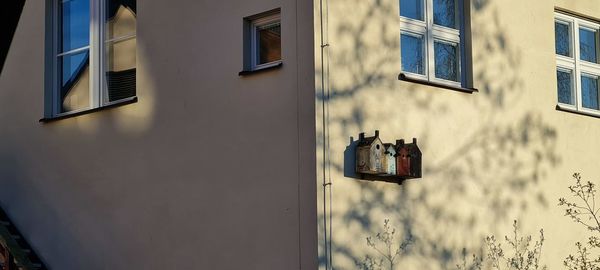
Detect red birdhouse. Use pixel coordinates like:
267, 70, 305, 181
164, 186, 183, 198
395, 138, 422, 178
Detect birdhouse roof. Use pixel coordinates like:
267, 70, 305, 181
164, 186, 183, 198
395, 138, 422, 154
410, 144, 422, 155
400, 143, 422, 155
358, 136, 381, 147
384, 143, 396, 154
357, 131, 381, 147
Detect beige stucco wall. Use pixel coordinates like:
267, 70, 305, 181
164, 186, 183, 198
315, 0, 600, 269
0, 1, 316, 269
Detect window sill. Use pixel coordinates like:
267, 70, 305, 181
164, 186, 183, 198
398, 73, 478, 94
556, 104, 600, 119
239, 62, 283, 76
39, 96, 138, 123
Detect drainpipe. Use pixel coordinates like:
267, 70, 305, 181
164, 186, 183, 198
319, 0, 333, 269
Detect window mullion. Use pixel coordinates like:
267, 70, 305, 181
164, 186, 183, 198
99, 0, 107, 106
250, 23, 257, 68
90, 0, 101, 108
459, 0, 466, 85
52, 1, 60, 115
574, 19, 583, 111
426, 0, 434, 80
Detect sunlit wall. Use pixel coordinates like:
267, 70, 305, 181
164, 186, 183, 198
315, 0, 600, 269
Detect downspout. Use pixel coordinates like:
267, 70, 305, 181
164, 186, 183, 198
318, 0, 333, 269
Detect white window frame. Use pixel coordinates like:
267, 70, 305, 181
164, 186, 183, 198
400, 0, 463, 87
555, 12, 600, 116
249, 13, 282, 71
50, 0, 136, 118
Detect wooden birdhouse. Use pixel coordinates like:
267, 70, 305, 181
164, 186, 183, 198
383, 143, 396, 175
356, 130, 386, 174
395, 138, 422, 178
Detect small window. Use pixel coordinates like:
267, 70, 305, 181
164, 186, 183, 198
555, 12, 600, 116
399, 0, 466, 87
242, 9, 282, 73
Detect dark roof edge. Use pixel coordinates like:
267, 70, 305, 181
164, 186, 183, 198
0, 0, 26, 75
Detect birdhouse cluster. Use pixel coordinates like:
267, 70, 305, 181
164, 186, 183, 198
355, 130, 422, 179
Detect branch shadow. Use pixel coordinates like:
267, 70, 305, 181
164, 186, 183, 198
316, 0, 560, 269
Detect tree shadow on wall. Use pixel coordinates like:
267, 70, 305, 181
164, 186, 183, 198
316, 0, 560, 269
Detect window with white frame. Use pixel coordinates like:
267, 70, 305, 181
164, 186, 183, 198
555, 12, 600, 115
50, 0, 136, 117
243, 9, 282, 72
399, 0, 464, 86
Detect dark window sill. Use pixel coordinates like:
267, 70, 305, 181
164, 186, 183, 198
556, 104, 600, 119
239, 62, 283, 76
39, 96, 138, 123
398, 73, 478, 94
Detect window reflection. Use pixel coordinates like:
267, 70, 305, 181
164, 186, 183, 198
582, 75, 599, 110
60, 0, 89, 53
557, 70, 573, 105
106, 0, 136, 40
105, 0, 137, 102
434, 41, 458, 81
53, 0, 137, 115
580, 28, 598, 63
401, 34, 424, 75
60, 50, 90, 112
106, 38, 136, 101
433, 0, 456, 29
400, 0, 424, 21
257, 23, 281, 65
555, 22, 571, 57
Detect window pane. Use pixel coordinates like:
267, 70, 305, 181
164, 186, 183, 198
433, 0, 456, 29
555, 22, 571, 57
106, 0, 137, 40
60, 0, 90, 52
582, 75, 599, 110
400, 0, 423, 21
59, 50, 90, 113
106, 38, 136, 102
580, 28, 598, 63
257, 23, 281, 65
401, 34, 424, 75
434, 41, 459, 81
556, 70, 573, 105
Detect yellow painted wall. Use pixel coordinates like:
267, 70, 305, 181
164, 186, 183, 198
315, 0, 600, 269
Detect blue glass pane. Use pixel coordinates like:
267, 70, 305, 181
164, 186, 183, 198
556, 70, 573, 105
59, 50, 90, 112
582, 75, 599, 110
401, 34, 424, 75
555, 22, 571, 57
400, 0, 423, 21
60, 0, 90, 52
61, 51, 87, 86
434, 0, 456, 28
434, 41, 459, 81
580, 28, 598, 63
